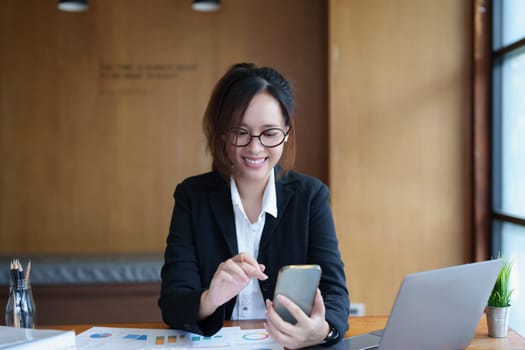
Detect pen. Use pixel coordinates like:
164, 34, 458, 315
25, 260, 31, 287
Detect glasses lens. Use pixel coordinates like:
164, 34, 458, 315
260, 128, 286, 147
230, 128, 250, 146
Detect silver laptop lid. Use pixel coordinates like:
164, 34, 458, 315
379, 259, 504, 350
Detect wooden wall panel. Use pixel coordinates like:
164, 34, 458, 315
0, 0, 327, 254
329, 0, 472, 315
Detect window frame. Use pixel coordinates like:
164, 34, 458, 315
472, 0, 525, 260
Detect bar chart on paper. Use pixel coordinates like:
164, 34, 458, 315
76, 326, 284, 349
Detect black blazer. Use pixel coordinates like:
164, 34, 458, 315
158, 168, 350, 341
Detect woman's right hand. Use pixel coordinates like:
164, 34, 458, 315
199, 252, 268, 319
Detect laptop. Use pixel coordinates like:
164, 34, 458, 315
309, 259, 504, 350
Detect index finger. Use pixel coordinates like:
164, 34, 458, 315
236, 252, 268, 280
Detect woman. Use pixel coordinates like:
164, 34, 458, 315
159, 63, 349, 348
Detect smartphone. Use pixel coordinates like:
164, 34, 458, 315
273, 264, 322, 324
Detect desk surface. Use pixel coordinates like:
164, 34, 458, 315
51, 314, 524, 349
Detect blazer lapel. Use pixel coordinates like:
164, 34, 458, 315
209, 185, 238, 257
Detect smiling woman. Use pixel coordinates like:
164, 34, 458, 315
158, 63, 349, 349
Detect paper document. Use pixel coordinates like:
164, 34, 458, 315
76, 326, 284, 350
0, 326, 75, 350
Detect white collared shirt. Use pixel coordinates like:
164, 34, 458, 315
230, 170, 277, 320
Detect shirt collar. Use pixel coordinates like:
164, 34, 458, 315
230, 169, 278, 219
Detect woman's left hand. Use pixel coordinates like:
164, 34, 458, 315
264, 289, 330, 349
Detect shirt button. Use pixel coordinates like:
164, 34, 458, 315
243, 307, 248, 311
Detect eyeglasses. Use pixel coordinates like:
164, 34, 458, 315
227, 127, 288, 148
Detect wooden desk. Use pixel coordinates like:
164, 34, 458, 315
51, 314, 524, 349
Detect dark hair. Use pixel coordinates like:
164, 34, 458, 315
202, 63, 296, 178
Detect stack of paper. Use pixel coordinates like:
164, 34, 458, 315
0, 326, 75, 350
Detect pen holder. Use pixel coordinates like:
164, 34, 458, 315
5, 280, 36, 328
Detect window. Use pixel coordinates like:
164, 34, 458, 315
491, 0, 525, 336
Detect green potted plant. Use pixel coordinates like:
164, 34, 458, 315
486, 258, 513, 338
